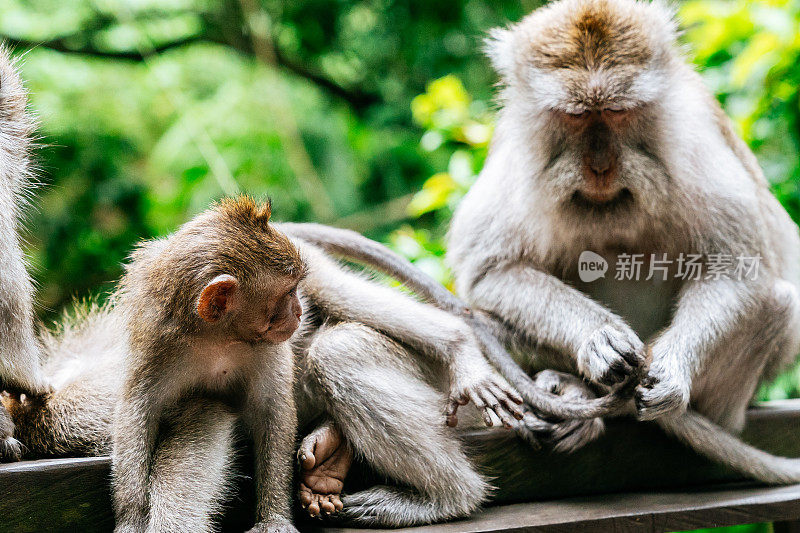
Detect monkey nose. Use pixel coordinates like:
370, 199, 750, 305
587, 155, 612, 176
590, 162, 610, 176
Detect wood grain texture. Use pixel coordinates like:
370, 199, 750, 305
1, 401, 799, 532
309, 484, 800, 533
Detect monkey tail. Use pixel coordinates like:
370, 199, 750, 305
660, 410, 800, 484
279, 222, 469, 313
279, 222, 631, 420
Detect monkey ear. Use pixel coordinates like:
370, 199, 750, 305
484, 26, 515, 79
197, 274, 240, 323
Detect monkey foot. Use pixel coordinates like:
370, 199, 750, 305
297, 420, 353, 518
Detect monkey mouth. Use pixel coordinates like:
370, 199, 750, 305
570, 187, 633, 212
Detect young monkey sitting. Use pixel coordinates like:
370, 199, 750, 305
113, 197, 303, 533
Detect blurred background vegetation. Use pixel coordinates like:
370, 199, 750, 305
2, 0, 799, 402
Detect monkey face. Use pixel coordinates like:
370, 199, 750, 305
485, 0, 677, 222
196, 273, 303, 345
233, 275, 303, 345
257, 279, 303, 344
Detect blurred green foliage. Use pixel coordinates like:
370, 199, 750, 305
682, 524, 773, 533
1, 0, 540, 317
3, 0, 800, 397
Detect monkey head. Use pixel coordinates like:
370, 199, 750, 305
486, 0, 679, 216
122, 196, 306, 345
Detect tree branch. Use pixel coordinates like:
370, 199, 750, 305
1, 35, 205, 60
0, 32, 379, 111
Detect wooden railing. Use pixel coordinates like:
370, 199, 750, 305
2, 400, 800, 532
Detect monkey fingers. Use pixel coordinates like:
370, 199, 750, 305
445, 393, 470, 428
634, 373, 690, 421
0, 395, 23, 462
478, 388, 515, 428
449, 377, 524, 429
489, 382, 525, 417
576, 324, 645, 386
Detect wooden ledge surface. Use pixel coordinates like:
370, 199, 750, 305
312, 483, 800, 533
2, 400, 800, 532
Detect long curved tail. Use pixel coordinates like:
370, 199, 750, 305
278, 222, 632, 420
661, 410, 800, 484
279, 222, 467, 313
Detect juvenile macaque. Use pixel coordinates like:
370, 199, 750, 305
113, 197, 302, 533
5, 216, 530, 528
444, 0, 800, 482
0, 45, 51, 460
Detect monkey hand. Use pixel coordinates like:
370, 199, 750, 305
446, 368, 524, 429
577, 323, 645, 387
245, 516, 299, 533
635, 364, 690, 420
515, 370, 605, 453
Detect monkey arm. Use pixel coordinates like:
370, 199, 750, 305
246, 359, 298, 531
467, 263, 645, 386
637, 278, 767, 420
0, 47, 50, 398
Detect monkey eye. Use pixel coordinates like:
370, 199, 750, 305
565, 109, 590, 118
603, 106, 631, 117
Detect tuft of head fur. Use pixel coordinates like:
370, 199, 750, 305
120, 195, 305, 337
486, 0, 679, 110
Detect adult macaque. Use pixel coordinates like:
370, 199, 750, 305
0, 45, 51, 460
444, 0, 800, 482
113, 197, 302, 533
5, 211, 533, 527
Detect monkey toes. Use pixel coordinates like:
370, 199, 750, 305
297, 421, 353, 518
577, 323, 644, 386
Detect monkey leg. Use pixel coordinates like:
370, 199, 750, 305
297, 418, 351, 518
305, 322, 490, 527
146, 400, 238, 533
690, 279, 800, 432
